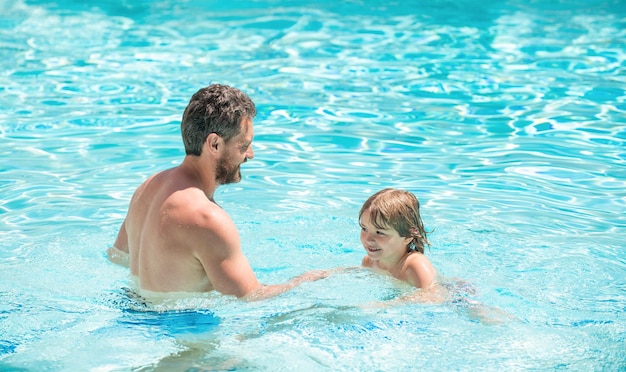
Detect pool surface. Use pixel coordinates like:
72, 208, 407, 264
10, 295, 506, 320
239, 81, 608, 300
1, 0, 625, 370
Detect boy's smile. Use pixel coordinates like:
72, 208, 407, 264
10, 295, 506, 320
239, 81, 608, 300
359, 208, 412, 263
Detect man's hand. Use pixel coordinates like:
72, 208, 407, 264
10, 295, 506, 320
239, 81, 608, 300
289, 269, 332, 285
106, 246, 130, 268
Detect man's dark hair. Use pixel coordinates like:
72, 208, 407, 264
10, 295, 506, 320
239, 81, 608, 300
181, 84, 256, 156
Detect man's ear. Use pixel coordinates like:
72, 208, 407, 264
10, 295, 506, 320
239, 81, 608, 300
206, 133, 221, 154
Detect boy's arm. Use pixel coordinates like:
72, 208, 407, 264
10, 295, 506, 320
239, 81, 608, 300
405, 254, 437, 289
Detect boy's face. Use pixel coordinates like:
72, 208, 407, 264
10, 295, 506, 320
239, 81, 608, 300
359, 209, 412, 261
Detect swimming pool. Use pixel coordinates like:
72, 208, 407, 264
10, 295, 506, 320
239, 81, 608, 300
1, 0, 625, 369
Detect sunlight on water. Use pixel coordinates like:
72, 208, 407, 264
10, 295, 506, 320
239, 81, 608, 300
0, 0, 625, 370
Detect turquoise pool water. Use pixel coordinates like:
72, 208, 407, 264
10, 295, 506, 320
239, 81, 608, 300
1, 0, 625, 370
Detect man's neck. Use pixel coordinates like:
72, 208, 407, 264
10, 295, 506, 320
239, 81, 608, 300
179, 155, 218, 201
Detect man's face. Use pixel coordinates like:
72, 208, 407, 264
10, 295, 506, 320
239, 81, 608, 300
216, 117, 254, 185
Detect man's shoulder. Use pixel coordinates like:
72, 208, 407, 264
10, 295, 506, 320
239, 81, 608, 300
164, 190, 233, 231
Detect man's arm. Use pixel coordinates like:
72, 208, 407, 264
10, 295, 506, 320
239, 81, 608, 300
189, 207, 261, 297
243, 269, 331, 301
107, 246, 130, 268
192, 208, 328, 299
200, 247, 330, 300
107, 219, 130, 268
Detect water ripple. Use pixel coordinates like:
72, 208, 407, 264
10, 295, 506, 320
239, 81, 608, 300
0, 1, 625, 369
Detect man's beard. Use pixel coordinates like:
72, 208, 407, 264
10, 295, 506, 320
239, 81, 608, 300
215, 156, 242, 185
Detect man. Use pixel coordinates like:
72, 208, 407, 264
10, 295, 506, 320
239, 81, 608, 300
107, 84, 326, 300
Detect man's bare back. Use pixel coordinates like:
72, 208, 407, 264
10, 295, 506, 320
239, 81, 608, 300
108, 84, 328, 299
119, 167, 237, 292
